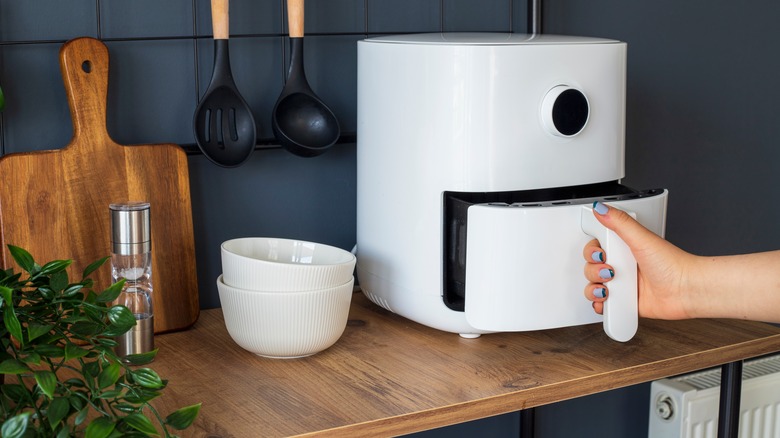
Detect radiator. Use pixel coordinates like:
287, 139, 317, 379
648, 354, 780, 438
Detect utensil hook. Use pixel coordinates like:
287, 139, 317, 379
528, 0, 542, 35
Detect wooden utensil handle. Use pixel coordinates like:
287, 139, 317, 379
59, 37, 113, 150
211, 0, 229, 40
288, 0, 304, 38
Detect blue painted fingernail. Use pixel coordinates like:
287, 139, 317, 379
593, 201, 608, 215
593, 287, 606, 299
599, 268, 614, 279
591, 251, 604, 262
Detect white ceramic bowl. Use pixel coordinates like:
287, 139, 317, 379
221, 237, 356, 292
216, 274, 353, 358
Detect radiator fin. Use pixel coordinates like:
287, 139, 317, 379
648, 354, 780, 438
675, 355, 780, 390
691, 420, 715, 438
740, 402, 780, 438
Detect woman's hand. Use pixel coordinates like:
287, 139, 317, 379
583, 202, 693, 320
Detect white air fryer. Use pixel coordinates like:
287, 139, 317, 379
356, 33, 668, 341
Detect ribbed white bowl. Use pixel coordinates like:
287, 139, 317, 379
221, 237, 356, 292
216, 274, 353, 358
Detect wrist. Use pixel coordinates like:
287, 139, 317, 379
678, 255, 705, 319
681, 254, 736, 320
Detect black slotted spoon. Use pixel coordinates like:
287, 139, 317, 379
193, 0, 257, 167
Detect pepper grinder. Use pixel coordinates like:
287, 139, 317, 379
110, 202, 154, 361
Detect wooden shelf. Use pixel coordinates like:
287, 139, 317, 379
148, 291, 780, 437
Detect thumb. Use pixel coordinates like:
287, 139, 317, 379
592, 201, 660, 252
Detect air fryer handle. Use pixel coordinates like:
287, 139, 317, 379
581, 205, 638, 342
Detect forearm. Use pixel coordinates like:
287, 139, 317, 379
685, 250, 780, 323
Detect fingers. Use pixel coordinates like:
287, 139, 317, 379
584, 283, 608, 315
583, 238, 605, 264
585, 202, 649, 317
583, 261, 614, 283
583, 235, 611, 315
591, 201, 658, 252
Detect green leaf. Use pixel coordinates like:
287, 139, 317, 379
19, 351, 41, 365
130, 368, 164, 389
1, 412, 30, 438
39, 259, 72, 276
48, 396, 71, 428
83, 360, 100, 377
62, 312, 91, 324
165, 403, 201, 430
95, 280, 124, 303
102, 325, 132, 338
0, 271, 22, 287
97, 338, 118, 348
123, 349, 158, 366
75, 407, 89, 425
70, 321, 103, 337
98, 362, 121, 389
96, 389, 122, 399
29, 262, 42, 276
63, 284, 84, 298
27, 322, 53, 342
69, 393, 86, 411
83, 256, 110, 279
65, 343, 90, 360
83, 305, 104, 322
123, 388, 162, 404
113, 402, 138, 414
0, 285, 12, 306
8, 245, 34, 272
55, 426, 71, 438
84, 289, 98, 305
85, 416, 116, 438
37, 286, 56, 300
123, 413, 159, 436
0, 358, 30, 374
4, 305, 23, 344
64, 377, 87, 388
107, 305, 136, 328
2, 384, 30, 402
34, 344, 65, 358
50, 270, 69, 292
34, 370, 57, 399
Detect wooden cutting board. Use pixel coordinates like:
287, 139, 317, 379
0, 37, 199, 333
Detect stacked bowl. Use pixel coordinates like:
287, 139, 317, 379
218, 237, 356, 359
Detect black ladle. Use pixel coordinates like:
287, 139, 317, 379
193, 0, 257, 167
272, 0, 340, 158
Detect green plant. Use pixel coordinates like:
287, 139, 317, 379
0, 245, 200, 437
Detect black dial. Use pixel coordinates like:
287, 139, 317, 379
552, 89, 589, 136
541, 86, 590, 138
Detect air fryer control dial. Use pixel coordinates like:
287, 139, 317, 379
541, 85, 590, 137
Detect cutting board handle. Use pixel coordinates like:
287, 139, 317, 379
59, 37, 119, 150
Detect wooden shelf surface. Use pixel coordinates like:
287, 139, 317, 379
148, 291, 780, 437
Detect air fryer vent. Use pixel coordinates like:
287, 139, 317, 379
673, 355, 780, 390
361, 288, 392, 312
